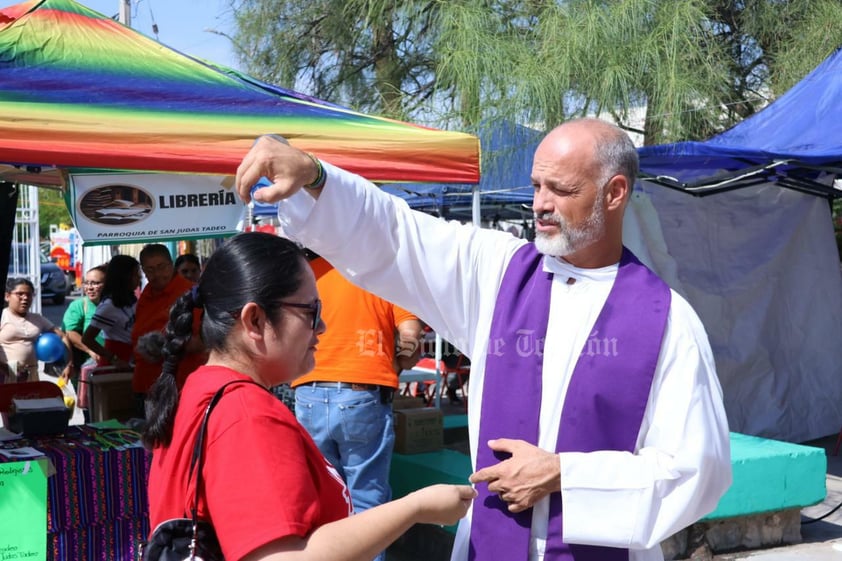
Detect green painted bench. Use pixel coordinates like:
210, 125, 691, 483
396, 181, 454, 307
704, 432, 825, 520
390, 432, 827, 534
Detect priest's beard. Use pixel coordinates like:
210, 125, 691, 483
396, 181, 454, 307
534, 200, 605, 257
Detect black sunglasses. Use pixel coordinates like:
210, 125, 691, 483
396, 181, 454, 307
277, 299, 322, 330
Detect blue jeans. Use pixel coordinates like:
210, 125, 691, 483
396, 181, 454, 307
295, 385, 394, 559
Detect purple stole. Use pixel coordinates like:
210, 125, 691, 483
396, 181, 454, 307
469, 245, 671, 561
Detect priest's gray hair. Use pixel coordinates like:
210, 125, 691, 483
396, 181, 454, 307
565, 117, 639, 194
594, 124, 638, 193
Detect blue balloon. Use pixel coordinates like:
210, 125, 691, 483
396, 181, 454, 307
36, 332, 65, 363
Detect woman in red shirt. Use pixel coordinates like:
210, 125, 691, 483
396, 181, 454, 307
144, 232, 474, 561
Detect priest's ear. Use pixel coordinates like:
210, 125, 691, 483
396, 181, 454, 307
604, 174, 631, 212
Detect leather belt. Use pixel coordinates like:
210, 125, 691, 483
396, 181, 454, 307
306, 381, 395, 404
309, 381, 379, 391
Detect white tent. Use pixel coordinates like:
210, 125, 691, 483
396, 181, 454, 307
623, 182, 842, 443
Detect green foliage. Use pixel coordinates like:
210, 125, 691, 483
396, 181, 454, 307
231, 0, 441, 120
759, 0, 842, 95
38, 188, 72, 240
231, 0, 842, 144
435, 0, 730, 142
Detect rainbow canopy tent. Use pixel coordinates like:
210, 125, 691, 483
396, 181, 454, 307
0, 0, 479, 186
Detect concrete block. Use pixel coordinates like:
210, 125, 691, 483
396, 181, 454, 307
705, 433, 826, 520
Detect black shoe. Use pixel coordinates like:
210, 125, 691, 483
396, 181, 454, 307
447, 388, 462, 404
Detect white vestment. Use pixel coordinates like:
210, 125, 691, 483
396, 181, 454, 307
277, 163, 732, 561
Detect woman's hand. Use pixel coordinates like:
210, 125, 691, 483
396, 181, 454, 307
243, 483, 475, 561
111, 357, 131, 370
407, 484, 476, 526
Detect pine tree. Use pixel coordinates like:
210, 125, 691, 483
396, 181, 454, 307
230, 0, 842, 143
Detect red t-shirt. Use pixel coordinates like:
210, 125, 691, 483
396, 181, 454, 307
147, 366, 353, 561
131, 274, 206, 393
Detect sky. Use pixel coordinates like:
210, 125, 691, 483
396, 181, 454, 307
66, 0, 240, 69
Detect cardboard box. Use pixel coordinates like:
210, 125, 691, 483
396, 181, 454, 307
88, 369, 135, 422
394, 408, 443, 454
392, 395, 427, 410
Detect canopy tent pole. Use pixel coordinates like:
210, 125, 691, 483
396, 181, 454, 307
430, 185, 479, 407
118, 0, 131, 26
434, 333, 443, 408
472, 184, 481, 226
0, 182, 19, 291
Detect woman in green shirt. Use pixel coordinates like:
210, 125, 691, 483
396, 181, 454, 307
61, 264, 107, 373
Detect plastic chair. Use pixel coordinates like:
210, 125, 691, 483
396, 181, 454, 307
437, 354, 470, 408
409, 355, 470, 408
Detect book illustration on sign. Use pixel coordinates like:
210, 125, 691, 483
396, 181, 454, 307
79, 184, 155, 226
95, 200, 152, 218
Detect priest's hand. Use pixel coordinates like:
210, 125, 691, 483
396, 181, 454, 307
236, 134, 322, 204
469, 438, 561, 513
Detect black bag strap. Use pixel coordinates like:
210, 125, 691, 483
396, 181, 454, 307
186, 379, 267, 521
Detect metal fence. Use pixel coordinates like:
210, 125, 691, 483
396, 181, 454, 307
7, 185, 42, 314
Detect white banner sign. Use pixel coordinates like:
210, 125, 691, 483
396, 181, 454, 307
68, 173, 245, 245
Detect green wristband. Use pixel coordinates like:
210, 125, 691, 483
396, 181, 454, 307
302, 153, 326, 190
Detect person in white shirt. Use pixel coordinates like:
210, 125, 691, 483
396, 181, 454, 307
234, 118, 732, 561
1, 277, 73, 383
82, 255, 140, 369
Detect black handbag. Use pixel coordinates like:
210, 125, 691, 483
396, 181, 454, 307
141, 380, 262, 561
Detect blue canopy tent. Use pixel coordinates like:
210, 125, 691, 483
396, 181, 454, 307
380, 121, 542, 223
624, 48, 842, 443
638, 47, 842, 199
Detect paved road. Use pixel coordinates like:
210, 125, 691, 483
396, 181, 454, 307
41, 294, 73, 326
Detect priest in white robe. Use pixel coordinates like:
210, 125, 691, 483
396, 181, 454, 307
235, 118, 732, 561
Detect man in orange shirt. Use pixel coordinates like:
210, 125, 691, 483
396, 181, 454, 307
292, 252, 422, 561
132, 244, 206, 417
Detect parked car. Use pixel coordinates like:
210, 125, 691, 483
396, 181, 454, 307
7, 243, 70, 305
